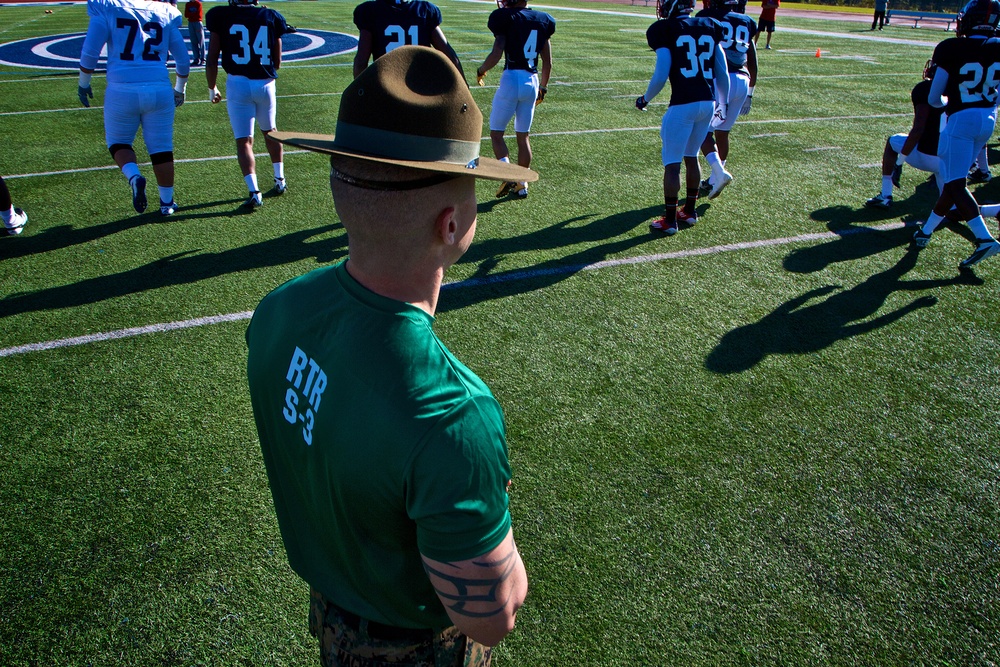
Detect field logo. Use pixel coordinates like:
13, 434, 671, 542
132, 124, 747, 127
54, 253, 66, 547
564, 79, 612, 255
0, 29, 358, 70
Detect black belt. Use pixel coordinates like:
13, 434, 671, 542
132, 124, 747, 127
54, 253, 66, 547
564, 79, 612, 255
335, 605, 435, 643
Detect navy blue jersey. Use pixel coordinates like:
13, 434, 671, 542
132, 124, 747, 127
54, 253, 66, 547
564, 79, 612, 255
487, 7, 555, 73
206, 4, 292, 79
911, 79, 944, 156
695, 7, 756, 73
646, 15, 726, 106
353, 0, 442, 59
932, 34, 1000, 114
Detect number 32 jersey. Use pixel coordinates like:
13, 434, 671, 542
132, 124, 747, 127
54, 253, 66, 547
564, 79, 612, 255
488, 6, 556, 74
353, 0, 443, 60
647, 16, 726, 107
80, 0, 188, 85
932, 35, 1000, 115
206, 4, 293, 80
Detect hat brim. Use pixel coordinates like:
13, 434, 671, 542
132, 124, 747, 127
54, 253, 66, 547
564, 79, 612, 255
270, 131, 538, 183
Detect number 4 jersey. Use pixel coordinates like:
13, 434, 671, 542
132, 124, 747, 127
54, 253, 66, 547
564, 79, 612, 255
206, 4, 293, 80
488, 6, 555, 74
353, 0, 443, 60
80, 0, 188, 85
646, 15, 726, 107
933, 34, 1000, 115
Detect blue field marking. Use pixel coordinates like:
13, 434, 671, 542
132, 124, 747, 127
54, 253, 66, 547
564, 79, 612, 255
0, 28, 358, 71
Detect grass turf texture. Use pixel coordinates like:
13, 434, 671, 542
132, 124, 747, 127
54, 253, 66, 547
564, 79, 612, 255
1, 1, 998, 665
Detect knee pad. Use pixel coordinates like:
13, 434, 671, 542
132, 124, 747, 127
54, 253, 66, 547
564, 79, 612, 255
108, 143, 133, 158
149, 151, 174, 166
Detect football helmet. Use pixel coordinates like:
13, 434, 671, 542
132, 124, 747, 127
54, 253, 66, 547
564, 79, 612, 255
496, 0, 523, 7
956, 0, 1000, 36
657, 0, 695, 20
228, 0, 258, 5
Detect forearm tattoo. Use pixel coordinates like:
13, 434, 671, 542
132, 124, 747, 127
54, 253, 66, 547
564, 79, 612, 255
424, 547, 518, 618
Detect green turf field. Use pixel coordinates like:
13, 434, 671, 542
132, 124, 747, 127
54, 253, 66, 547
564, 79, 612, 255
1, 1, 998, 665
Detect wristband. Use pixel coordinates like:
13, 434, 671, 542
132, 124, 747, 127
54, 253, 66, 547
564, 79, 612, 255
209, 86, 220, 101
748, 86, 755, 96
174, 76, 188, 94
896, 153, 907, 166
79, 71, 92, 87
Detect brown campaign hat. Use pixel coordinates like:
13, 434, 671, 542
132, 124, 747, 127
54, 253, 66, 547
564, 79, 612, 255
270, 46, 538, 184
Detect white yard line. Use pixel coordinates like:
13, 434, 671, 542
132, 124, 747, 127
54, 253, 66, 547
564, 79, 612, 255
0, 222, 908, 358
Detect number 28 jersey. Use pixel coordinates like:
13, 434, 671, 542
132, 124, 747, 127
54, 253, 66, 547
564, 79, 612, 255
80, 0, 187, 86
646, 16, 726, 107
353, 0, 443, 60
932, 34, 1000, 115
206, 4, 293, 80
487, 7, 556, 74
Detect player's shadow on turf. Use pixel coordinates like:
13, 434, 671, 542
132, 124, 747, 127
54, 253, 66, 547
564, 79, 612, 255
0, 224, 346, 318
0, 198, 245, 261
438, 205, 662, 312
705, 248, 983, 375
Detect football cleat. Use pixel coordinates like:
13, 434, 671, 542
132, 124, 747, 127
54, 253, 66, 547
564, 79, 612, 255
130, 175, 147, 213
649, 217, 678, 235
912, 228, 932, 248
959, 238, 1000, 267
699, 178, 712, 195
273, 178, 287, 195
4, 207, 27, 235
496, 181, 517, 198
514, 187, 528, 199
865, 193, 893, 209
891, 163, 903, 188
159, 200, 177, 216
707, 171, 733, 200
676, 209, 697, 226
968, 167, 992, 184
245, 191, 263, 210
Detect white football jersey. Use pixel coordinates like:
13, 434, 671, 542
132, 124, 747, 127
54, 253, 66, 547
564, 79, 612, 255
80, 0, 188, 85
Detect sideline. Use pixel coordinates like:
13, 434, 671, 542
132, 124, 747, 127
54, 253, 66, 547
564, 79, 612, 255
0, 222, 908, 358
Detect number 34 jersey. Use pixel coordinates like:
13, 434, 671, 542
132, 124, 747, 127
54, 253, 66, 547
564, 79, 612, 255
206, 4, 293, 80
646, 16, 726, 107
80, 0, 188, 85
353, 0, 443, 60
933, 35, 1000, 116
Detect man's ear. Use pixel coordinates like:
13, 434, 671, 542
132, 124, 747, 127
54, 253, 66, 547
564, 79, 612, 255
435, 206, 458, 245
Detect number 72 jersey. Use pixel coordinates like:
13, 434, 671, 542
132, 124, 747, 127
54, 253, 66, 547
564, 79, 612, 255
80, 0, 188, 85
206, 4, 293, 80
932, 35, 1000, 115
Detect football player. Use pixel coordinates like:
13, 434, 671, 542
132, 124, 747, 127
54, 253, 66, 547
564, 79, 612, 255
637, 0, 729, 235
864, 59, 945, 209
475, 0, 556, 200
77, 0, 191, 217
206, 0, 294, 209
696, 0, 758, 200
352, 0, 465, 79
0, 175, 28, 236
913, 0, 1000, 268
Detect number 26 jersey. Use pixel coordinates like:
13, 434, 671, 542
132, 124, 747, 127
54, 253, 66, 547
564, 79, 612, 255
932, 35, 1000, 115
206, 4, 293, 80
646, 16, 726, 107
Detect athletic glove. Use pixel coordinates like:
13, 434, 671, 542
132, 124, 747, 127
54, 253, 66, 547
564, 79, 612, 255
476, 68, 486, 87
713, 103, 727, 125
635, 94, 648, 111
174, 90, 185, 107
173, 75, 187, 108
209, 87, 222, 104
740, 86, 754, 116
78, 85, 94, 107
536, 85, 547, 106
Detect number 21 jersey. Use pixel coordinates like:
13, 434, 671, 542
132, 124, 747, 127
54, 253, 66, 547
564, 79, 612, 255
353, 0, 443, 60
206, 4, 293, 80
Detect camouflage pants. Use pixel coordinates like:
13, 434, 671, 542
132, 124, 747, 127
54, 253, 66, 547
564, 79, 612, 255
309, 587, 492, 667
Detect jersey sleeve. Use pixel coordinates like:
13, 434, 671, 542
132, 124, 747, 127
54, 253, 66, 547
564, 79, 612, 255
487, 9, 509, 37
353, 1, 373, 31
426, 1, 442, 29
205, 6, 223, 34
407, 395, 513, 563
79, 14, 111, 70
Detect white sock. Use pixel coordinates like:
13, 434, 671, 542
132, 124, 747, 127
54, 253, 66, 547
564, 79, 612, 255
122, 163, 141, 182
881, 176, 893, 199
245, 174, 259, 193
273, 163, 284, 181
922, 212, 945, 234
705, 151, 724, 179
967, 214, 995, 241
158, 186, 174, 204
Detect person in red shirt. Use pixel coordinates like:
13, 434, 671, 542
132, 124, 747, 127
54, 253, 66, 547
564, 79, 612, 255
185, 0, 205, 66
754, 0, 779, 50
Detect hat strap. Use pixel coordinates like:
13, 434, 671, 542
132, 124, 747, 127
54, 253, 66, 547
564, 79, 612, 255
330, 164, 458, 191
333, 121, 481, 166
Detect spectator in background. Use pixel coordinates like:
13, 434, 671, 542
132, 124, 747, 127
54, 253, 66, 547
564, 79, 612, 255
754, 0, 778, 49
185, 0, 205, 66
0, 175, 28, 236
872, 0, 888, 30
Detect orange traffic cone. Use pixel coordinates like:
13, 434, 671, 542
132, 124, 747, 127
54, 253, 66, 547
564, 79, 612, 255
815, 48, 822, 58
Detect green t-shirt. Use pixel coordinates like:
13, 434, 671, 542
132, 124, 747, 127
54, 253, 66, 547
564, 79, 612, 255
246, 261, 513, 629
